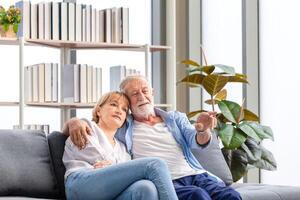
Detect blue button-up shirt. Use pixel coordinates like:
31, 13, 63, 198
115, 107, 211, 171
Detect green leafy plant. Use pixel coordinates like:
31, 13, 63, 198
179, 50, 277, 182
0, 5, 21, 33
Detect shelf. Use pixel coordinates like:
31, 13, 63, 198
26, 102, 95, 108
0, 101, 19, 106
26, 102, 172, 109
25, 39, 171, 52
0, 37, 19, 45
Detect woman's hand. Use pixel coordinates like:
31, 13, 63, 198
93, 160, 112, 169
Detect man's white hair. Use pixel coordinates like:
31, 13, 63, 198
119, 75, 152, 92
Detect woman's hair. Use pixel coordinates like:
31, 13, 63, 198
92, 91, 130, 123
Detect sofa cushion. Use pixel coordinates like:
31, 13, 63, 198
233, 183, 300, 200
0, 129, 60, 198
47, 131, 67, 199
192, 131, 233, 185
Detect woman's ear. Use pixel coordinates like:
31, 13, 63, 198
97, 107, 102, 118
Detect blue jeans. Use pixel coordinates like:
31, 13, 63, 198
65, 157, 178, 200
173, 172, 241, 200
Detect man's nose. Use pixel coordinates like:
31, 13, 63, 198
137, 92, 145, 100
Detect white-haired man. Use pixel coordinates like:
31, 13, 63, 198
64, 75, 241, 200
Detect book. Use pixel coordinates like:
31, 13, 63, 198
38, 63, 45, 102
24, 66, 32, 102
15, 1, 31, 39
110, 65, 126, 91
86, 5, 92, 42
62, 64, 80, 103
61, 2, 68, 41
44, 2, 52, 40
44, 63, 52, 102
120, 7, 129, 43
87, 65, 93, 103
52, 63, 58, 102
105, 8, 112, 43
30, 3, 38, 39
80, 64, 87, 103
52, 2, 61, 40
68, 2, 75, 41
38, 2, 45, 40
96, 67, 102, 101
75, 4, 82, 42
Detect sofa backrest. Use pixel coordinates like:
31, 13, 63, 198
0, 129, 60, 198
192, 131, 233, 185
47, 131, 67, 199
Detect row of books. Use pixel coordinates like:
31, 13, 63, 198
110, 65, 141, 91
25, 63, 141, 104
25, 63, 58, 103
13, 124, 50, 135
63, 64, 102, 103
16, 1, 129, 43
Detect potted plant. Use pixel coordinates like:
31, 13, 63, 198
0, 5, 21, 38
179, 50, 277, 182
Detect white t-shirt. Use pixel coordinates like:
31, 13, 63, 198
63, 121, 131, 179
132, 120, 206, 180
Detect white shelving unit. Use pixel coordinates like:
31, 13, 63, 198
0, 37, 171, 129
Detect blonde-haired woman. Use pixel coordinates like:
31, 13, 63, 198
63, 91, 177, 200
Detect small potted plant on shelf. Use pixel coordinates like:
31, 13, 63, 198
178, 48, 277, 182
0, 5, 21, 38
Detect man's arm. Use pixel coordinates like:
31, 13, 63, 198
62, 117, 92, 149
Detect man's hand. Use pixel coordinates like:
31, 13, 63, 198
195, 111, 217, 145
62, 118, 92, 149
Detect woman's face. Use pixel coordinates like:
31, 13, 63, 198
97, 96, 129, 129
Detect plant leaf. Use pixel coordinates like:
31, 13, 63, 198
240, 121, 273, 141
215, 89, 227, 101
261, 125, 274, 141
218, 124, 247, 149
214, 64, 235, 74
228, 75, 248, 83
187, 110, 206, 118
236, 73, 247, 79
241, 138, 262, 163
181, 59, 200, 67
204, 99, 218, 105
222, 148, 248, 182
218, 100, 241, 123
202, 65, 215, 74
202, 74, 229, 96
178, 74, 205, 87
238, 121, 262, 142
243, 109, 259, 122
252, 146, 277, 170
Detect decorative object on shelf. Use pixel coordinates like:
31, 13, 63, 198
179, 48, 277, 182
0, 5, 21, 38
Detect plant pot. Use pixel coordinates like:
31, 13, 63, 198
0, 25, 17, 38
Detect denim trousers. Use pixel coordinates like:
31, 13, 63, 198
173, 172, 241, 200
65, 157, 178, 200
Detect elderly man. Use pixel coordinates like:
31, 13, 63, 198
64, 75, 241, 200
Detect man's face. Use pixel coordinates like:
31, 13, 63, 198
124, 78, 155, 118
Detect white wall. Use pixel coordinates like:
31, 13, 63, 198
260, 0, 300, 186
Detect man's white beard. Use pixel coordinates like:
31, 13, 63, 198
131, 103, 155, 119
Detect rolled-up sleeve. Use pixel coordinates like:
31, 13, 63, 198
174, 111, 212, 149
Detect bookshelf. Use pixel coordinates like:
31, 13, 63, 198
0, 1, 173, 130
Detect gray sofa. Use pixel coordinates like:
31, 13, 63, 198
0, 129, 300, 200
